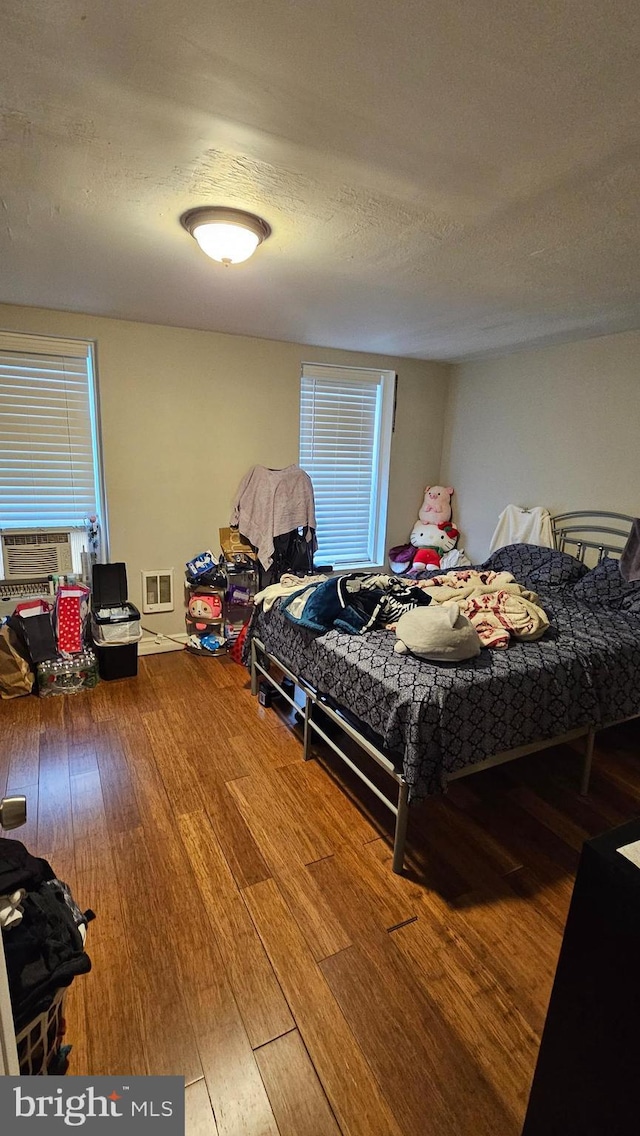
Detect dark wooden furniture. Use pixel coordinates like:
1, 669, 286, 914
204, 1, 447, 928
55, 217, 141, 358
523, 817, 640, 1136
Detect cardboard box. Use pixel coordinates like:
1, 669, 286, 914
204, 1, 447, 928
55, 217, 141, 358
219, 527, 257, 562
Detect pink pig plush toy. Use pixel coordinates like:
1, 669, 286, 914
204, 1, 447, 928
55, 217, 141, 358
388, 485, 458, 574
418, 486, 453, 526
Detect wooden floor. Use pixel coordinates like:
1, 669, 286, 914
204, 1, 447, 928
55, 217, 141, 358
2, 650, 640, 1135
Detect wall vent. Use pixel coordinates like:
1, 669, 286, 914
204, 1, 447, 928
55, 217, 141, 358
141, 569, 174, 613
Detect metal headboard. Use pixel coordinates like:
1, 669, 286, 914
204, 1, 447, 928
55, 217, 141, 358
552, 511, 634, 564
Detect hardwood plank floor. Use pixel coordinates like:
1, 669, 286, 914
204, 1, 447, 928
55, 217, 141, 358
255, 1030, 341, 1136
1, 651, 639, 1134
185, 1080, 219, 1136
320, 933, 514, 1136
243, 877, 404, 1136
178, 809, 295, 1048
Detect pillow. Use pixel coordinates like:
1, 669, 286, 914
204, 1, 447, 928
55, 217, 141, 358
572, 558, 640, 609
394, 602, 482, 662
482, 544, 588, 587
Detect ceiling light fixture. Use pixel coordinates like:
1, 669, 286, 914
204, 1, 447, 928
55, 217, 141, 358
180, 206, 271, 266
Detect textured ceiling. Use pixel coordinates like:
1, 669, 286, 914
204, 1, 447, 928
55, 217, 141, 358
1, 0, 639, 359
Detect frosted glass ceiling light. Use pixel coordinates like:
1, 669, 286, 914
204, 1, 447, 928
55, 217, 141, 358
181, 207, 271, 265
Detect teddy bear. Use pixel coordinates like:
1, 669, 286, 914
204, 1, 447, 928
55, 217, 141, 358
418, 486, 454, 526
406, 521, 459, 575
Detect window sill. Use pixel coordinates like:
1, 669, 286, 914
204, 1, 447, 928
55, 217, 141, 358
321, 563, 386, 575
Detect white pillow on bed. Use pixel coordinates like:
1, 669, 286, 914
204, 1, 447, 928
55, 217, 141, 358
394, 602, 482, 662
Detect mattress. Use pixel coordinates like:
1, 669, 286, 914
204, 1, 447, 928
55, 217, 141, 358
252, 551, 640, 802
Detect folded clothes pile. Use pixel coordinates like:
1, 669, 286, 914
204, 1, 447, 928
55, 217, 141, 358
279, 573, 433, 634
0, 838, 93, 1033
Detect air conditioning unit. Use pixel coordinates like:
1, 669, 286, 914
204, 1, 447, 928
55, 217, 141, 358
0, 529, 85, 581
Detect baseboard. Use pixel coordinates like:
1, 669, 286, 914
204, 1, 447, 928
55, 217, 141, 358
139, 632, 188, 656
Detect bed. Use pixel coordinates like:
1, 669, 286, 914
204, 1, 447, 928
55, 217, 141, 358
249, 512, 640, 872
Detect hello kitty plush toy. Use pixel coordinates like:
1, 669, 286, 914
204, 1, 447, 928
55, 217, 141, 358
418, 486, 454, 526
387, 485, 459, 574
407, 521, 459, 575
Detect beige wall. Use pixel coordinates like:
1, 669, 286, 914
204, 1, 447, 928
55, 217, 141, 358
440, 330, 640, 562
0, 303, 448, 634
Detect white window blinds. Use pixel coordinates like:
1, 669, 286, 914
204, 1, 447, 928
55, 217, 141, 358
0, 332, 103, 529
300, 363, 395, 570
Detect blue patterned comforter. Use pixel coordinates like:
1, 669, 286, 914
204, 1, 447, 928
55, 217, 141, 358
252, 546, 640, 801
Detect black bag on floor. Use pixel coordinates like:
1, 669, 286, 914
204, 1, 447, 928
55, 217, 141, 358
9, 611, 58, 665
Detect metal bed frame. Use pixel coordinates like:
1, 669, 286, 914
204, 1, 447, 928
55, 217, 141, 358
552, 510, 633, 564
250, 511, 636, 873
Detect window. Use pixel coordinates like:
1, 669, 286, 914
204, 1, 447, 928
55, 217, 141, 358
299, 362, 395, 570
0, 331, 105, 533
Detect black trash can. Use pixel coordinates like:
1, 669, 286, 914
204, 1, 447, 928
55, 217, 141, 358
91, 562, 141, 680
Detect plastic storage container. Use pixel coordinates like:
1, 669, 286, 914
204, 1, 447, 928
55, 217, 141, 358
94, 640, 139, 680
91, 562, 141, 679
36, 648, 99, 696
222, 558, 257, 647
184, 574, 228, 655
